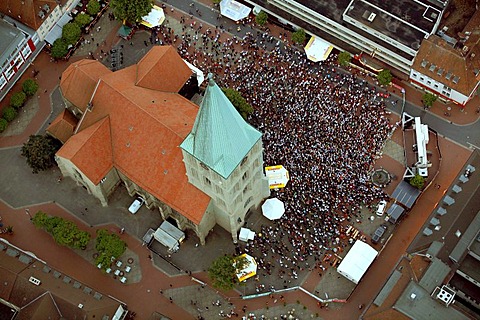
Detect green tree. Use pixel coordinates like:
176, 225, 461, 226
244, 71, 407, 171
255, 11, 268, 26
212, 0, 221, 4
21, 135, 61, 174
95, 229, 127, 269
377, 69, 392, 86
291, 28, 306, 45
32, 211, 50, 229
3, 107, 17, 122
222, 88, 253, 120
10, 91, 27, 109
52, 219, 77, 247
51, 38, 69, 59
422, 92, 437, 107
87, 0, 101, 16
111, 0, 153, 24
75, 12, 91, 27
337, 51, 352, 67
22, 79, 39, 96
0, 118, 7, 133
62, 22, 82, 46
208, 255, 237, 290
409, 174, 425, 189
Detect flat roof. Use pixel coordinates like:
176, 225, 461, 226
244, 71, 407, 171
374, 269, 402, 306
0, 19, 23, 64
394, 281, 470, 320
449, 211, 480, 263
418, 258, 450, 294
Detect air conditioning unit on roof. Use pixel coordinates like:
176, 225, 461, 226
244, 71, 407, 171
368, 13, 376, 22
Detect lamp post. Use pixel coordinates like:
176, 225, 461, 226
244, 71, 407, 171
25, 208, 32, 220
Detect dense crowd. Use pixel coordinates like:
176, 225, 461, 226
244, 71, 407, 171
155, 17, 393, 285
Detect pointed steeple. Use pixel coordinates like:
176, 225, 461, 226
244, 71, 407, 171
181, 74, 262, 179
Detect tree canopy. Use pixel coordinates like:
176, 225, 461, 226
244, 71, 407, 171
75, 12, 91, 27
95, 229, 127, 270
22, 79, 39, 96
377, 69, 392, 86
10, 91, 27, 109
208, 255, 237, 290
422, 93, 437, 107
51, 38, 68, 59
337, 51, 352, 67
255, 11, 268, 26
87, 0, 101, 16
21, 135, 61, 174
32, 211, 91, 249
3, 107, 17, 122
62, 22, 81, 46
111, 0, 153, 24
0, 119, 7, 133
409, 174, 425, 190
222, 88, 253, 120
291, 29, 306, 45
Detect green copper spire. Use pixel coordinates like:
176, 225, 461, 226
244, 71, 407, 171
181, 74, 262, 179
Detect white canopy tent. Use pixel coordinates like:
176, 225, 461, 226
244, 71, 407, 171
235, 253, 257, 282
141, 5, 165, 28
304, 36, 334, 62
265, 165, 289, 189
239, 227, 255, 242
337, 240, 378, 284
220, 0, 251, 21
262, 198, 285, 220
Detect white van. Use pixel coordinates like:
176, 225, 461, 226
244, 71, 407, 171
376, 200, 387, 216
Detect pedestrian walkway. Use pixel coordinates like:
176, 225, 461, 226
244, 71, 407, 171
382, 140, 405, 165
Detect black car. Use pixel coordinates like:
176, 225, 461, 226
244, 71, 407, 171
371, 224, 387, 244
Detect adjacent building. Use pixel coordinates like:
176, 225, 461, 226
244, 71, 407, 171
49, 46, 270, 245
245, 0, 447, 74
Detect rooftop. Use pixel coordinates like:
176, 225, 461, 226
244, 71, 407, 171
0, 19, 24, 64
0, 0, 62, 31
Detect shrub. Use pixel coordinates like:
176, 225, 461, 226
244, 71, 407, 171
422, 92, 437, 107
10, 91, 27, 109
3, 107, 17, 122
22, 79, 39, 96
62, 22, 82, 46
75, 13, 91, 27
377, 69, 392, 86
409, 174, 425, 190
255, 11, 268, 26
337, 51, 352, 67
0, 118, 8, 132
291, 28, 306, 45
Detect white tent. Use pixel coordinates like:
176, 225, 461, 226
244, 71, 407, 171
265, 165, 289, 189
337, 240, 378, 284
141, 5, 165, 28
262, 198, 285, 220
304, 36, 334, 62
239, 227, 255, 242
220, 0, 251, 21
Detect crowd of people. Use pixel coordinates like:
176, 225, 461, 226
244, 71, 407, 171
154, 15, 394, 288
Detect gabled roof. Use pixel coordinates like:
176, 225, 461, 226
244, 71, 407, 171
0, 0, 62, 31
136, 46, 192, 92
46, 110, 78, 144
180, 74, 262, 179
58, 47, 211, 224
57, 117, 113, 185
60, 60, 111, 112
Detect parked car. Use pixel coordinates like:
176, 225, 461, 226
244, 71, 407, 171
128, 197, 144, 214
371, 224, 387, 244
376, 200, 387, 216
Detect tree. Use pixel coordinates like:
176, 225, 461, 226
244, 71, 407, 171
32, 211, 50, 229
22, 79, 39, 96
409, 174, 425, 190
111, 0, 153, 24
21, 135, 61, 174
291, 28, 306, 45
51, 38, 68, 59
0, 118, 7, 133
62, 22, 82, 46
422, 92, 437, 107
95, 229, 127, 269
10, 91, 27, 109
3, 107, 17, 122
75, 12, 91, 27
337, 51, 352, 67
255, 11, 268, 26
222, 88, 253, 120
212, 0, 221, 4
87, 0, 101, 16
208, 255, 237, 290
377, 69, 392, 86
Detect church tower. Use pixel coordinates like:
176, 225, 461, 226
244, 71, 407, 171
180, 74, 270, 241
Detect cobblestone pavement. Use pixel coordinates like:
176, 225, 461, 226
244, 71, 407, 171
382, 140, 405, 165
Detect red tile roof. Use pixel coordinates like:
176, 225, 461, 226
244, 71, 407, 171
0, 0, 61, 31
135, 46, 193, 92
60, 60, 111, 113
57, 117, 113, 185
46, 109, 78, 143
58, 46, 210, 224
